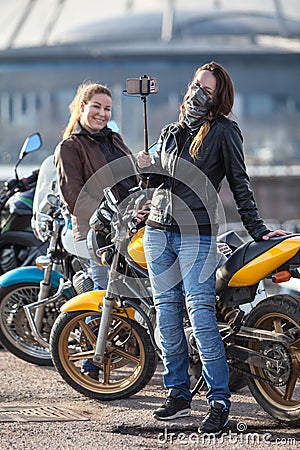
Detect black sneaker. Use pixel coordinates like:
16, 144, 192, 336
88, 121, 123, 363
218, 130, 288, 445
153, 389, 191, 420
199, 401, 229, 435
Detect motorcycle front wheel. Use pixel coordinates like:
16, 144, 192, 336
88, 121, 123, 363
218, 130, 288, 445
245, 294, 300, 425
0, 283, 53, 366
50, 310, 158, 400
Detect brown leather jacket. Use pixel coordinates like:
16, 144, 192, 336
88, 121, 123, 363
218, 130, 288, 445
54, 123, 138, 240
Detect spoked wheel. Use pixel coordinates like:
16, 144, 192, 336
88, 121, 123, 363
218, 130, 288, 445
0, 283, 54, 366
50, 310, 158, 400
245, 294, 300, 425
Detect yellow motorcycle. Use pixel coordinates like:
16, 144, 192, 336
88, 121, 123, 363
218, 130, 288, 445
50, 188, 300, 425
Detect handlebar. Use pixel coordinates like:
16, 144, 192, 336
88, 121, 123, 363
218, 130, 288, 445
3, 178, 19, 191
3, 170, 38, 193
92, 188, 147, 245
0, 171, 39, 213
23, 170, 39, 187
127, 220, 138, 234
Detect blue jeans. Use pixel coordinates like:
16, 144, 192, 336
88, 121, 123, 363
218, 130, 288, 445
89, 258, 109, 290
81, 259, 108, 371
144, 226, 231, 407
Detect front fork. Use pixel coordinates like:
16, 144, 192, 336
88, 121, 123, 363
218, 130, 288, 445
93, 249, 120, 364
34, 264, 56, 329
32, 225, 61, 331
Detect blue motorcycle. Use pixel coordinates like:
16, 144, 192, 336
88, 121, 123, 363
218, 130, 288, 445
0, 133, 48, 274
0, 156, 93, 365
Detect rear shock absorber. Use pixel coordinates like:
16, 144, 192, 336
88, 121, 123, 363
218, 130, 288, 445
216, 300, 244, 331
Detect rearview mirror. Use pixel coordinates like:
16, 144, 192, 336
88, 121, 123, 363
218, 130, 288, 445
18, 133, 42, 161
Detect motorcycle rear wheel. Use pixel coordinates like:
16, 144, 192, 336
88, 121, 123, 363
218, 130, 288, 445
50, 310, 158, 400
0, 283, 53, 366
245, 294, 300, 425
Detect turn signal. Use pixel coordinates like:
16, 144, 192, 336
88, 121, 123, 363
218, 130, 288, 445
272, 271, 291, 283
36, 255, 51, 270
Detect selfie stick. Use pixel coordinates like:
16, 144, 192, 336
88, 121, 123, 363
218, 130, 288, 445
139, 75, 150, 155
142, 93, 149, 155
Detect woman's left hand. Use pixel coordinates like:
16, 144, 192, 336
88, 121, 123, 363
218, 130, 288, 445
261, 229, 292, 240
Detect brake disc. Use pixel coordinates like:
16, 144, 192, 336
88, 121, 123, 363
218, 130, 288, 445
14, 308, 37, 344
79, 317, 136, 370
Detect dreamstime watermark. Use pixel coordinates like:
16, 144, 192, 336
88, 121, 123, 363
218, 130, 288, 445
157, 422, 298, 446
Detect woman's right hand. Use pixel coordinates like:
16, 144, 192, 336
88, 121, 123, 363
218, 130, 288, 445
136, 151, 152, 169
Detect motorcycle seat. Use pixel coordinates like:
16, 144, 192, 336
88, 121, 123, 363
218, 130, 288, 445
216, 234, 299, 292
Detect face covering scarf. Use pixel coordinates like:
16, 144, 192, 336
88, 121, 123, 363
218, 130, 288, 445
183, 84, 213, 132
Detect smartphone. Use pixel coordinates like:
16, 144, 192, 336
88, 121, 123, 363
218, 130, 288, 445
126, 76, 158, 95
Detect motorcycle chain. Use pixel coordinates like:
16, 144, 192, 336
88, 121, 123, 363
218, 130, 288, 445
229, 360, 290, 387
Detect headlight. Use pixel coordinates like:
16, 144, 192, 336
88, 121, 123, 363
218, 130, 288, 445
33, 212, 53, 242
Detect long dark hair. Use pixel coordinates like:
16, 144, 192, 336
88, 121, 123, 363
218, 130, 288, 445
179, 61, 234, 158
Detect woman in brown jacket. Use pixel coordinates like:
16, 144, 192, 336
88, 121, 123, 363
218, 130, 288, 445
54, 82, 138, 243
54, 82, 139, 378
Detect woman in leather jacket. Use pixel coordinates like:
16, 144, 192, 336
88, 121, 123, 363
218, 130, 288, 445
54, 82, 140, 379
136, 61, 289, 435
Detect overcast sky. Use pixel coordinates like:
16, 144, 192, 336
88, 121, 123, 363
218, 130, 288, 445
0, 0, 299, 49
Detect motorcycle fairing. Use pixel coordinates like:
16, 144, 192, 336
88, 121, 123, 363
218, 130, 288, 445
7, 189, 35, 216
0, 266, 64, 288
60, 289, 136, 319
217, 235, 300, 288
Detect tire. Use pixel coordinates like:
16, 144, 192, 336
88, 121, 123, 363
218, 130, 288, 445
0, 283, 53, 366
50, 310, 158, 400
245, 294, 300, 425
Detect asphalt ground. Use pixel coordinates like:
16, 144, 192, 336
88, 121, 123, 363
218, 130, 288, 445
0, 348, 299, 449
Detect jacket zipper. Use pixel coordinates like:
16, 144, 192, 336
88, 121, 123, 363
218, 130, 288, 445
168, 132, 193, 224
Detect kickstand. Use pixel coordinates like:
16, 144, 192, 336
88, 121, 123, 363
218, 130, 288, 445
191, 376, 206, 398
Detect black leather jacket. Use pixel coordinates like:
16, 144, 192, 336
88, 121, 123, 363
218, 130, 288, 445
140, 117, 270, 240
